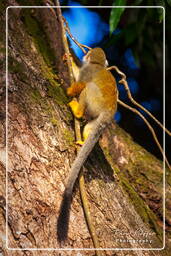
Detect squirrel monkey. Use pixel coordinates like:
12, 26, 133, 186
57, 48, 118, 242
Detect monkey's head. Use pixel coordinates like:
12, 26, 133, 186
83, 48, 108, 67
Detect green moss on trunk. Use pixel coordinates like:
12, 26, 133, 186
20, 8, 55, 68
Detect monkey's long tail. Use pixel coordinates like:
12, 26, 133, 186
57, 112, 109, 242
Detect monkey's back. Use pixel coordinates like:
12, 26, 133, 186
85, 69, 118, 118
78, 63, 104, 83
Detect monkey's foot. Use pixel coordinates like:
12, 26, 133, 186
62, 52, 72, 61
76, 140, 85, 146
68, 100, 83, 119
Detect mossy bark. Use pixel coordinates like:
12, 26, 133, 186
0, 1, 170, 256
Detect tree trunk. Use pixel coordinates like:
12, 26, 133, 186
0, 1, 170, 255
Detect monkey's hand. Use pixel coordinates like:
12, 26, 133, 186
67, 82, 86, 97
68, 99, 84, 119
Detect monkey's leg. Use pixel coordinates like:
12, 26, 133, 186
77, 119, 98, 145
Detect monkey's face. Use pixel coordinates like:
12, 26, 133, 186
83, 47, 108, 67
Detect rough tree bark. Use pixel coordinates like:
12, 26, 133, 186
0, 1, 171, 256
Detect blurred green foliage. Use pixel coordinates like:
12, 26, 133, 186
109, 0, 126, 35
61, 0, 170, 73
167, 0, 171, 6
107, 0, 167, 70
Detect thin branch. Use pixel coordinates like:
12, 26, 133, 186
79, 167, 103, 255
118, 99, 171, 170
55, 1, 101, 252
108, 64, 170, 170
108, 66, 171, 137
63, 17, 91, 54
55, 0, 74, 82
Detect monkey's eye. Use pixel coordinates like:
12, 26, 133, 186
105, 60, 109, 67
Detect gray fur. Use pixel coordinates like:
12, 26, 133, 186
57, 112, 111, 242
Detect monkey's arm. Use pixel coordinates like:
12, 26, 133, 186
67, 81, 86, 97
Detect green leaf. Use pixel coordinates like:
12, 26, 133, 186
167, 0, 171, 6
133, 0, 144, 5
109, 0, 126, 35
147, 0, 154, 4
155, 0, 165, 23
80, 0, 88, 5
98, 0, 103, 5
157, 7, 164, 23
